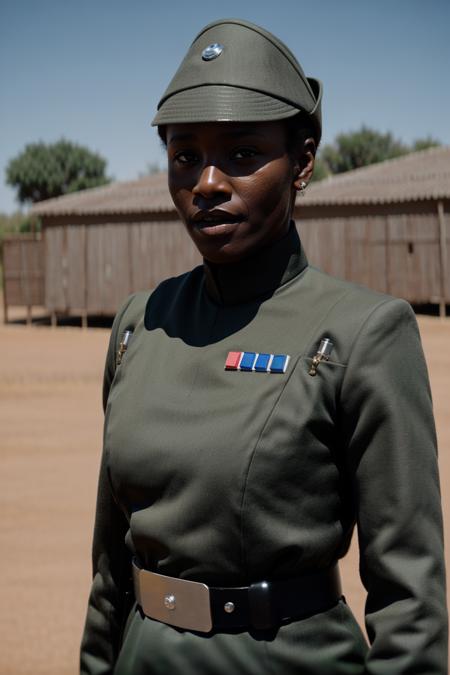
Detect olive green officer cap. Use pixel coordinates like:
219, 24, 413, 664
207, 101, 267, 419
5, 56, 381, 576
152, 18, 323, 142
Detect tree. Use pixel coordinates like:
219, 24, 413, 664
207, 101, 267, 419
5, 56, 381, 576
410, 136, 442, 152
317, 127, 443, 178
319, 126, 408, 175
0, 211, 40, 236
6, 139, 111, 204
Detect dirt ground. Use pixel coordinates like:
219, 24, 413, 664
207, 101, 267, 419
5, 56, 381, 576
1, 302, 449, 675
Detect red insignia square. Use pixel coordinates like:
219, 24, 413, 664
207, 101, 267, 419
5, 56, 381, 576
225, 351, 242, 370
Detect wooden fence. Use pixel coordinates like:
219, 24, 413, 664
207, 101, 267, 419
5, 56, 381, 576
298, 204, 449, 315
1, 235, 45, 323
44, 221, 201, 322
3, 204, 448, 323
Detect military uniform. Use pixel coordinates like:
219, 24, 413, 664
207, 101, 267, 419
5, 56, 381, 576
80, 225, 447, 674
80, 17, 447, 675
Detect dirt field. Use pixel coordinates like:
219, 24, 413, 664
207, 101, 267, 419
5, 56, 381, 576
1, 303, 449, 674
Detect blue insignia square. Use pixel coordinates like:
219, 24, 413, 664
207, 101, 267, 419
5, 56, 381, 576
270, 354, 289, 374
255, 353, 271, 372
240, 352, 257, 371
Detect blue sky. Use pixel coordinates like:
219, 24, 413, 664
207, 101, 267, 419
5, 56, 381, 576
1, 0, 449, 213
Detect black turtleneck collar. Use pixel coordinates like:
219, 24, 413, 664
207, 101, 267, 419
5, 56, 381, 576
203, 223, 308, 306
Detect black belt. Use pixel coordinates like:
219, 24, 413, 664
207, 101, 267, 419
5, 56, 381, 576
132, 560, 342, 633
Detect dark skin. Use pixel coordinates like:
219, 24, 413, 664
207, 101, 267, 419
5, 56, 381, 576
166, 121, 315, 264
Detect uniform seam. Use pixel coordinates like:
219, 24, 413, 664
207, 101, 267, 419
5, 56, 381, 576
238, 286, 356, 579
337, 297, 401, 402
301, 285, 355, 359
304, 356, 347, 368
239, 355, 300, 580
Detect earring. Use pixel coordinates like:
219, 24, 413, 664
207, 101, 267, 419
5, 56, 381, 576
297, 180, 307, 195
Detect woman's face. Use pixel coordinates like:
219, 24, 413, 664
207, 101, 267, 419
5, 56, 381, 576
166, 121, 306, 264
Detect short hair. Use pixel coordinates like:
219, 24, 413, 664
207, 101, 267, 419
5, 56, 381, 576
283, 112, 319, 156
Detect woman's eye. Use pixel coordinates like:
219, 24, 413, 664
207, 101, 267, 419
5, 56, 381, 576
232, 147, 258, 160
173, 151, 198, 165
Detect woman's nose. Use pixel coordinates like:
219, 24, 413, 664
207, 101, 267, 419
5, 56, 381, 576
192, 165, 232, 199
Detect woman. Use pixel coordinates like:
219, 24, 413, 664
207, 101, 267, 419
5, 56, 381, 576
80, 18, 447, 674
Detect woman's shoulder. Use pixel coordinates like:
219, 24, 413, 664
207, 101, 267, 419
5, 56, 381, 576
304, 264, 413, 321
299, 265, 419, 365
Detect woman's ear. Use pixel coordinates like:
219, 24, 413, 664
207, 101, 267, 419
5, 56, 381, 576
293, 137, 316, 191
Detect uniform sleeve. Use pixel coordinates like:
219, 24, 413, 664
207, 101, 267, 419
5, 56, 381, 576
80, 295, 136, 675
339, 298, 447, 674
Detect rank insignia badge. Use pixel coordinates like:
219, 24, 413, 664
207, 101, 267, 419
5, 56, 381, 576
225, 351, 290, 374
308, 337, 334, 376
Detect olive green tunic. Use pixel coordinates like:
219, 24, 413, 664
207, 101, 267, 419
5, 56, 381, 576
80, 225, 447, 674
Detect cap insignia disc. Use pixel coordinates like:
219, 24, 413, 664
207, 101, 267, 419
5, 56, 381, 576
202, 43, 224, 61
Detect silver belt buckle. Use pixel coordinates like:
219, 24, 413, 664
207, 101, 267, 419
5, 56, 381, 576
132, 560, 213, 632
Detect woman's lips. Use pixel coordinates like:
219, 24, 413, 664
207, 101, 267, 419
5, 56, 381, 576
190, 210, 243, 235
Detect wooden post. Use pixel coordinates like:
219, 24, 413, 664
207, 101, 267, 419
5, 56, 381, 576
437, 201, 447, 318
83, 224, 88, 330
20, 240, 32, 325
1, 242, 8, 324
2, 291, 8, 324
384, 217, 390, 295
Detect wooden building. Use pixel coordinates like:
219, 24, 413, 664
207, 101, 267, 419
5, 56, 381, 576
297, 146, 450, 316
3, 146, 449, 322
